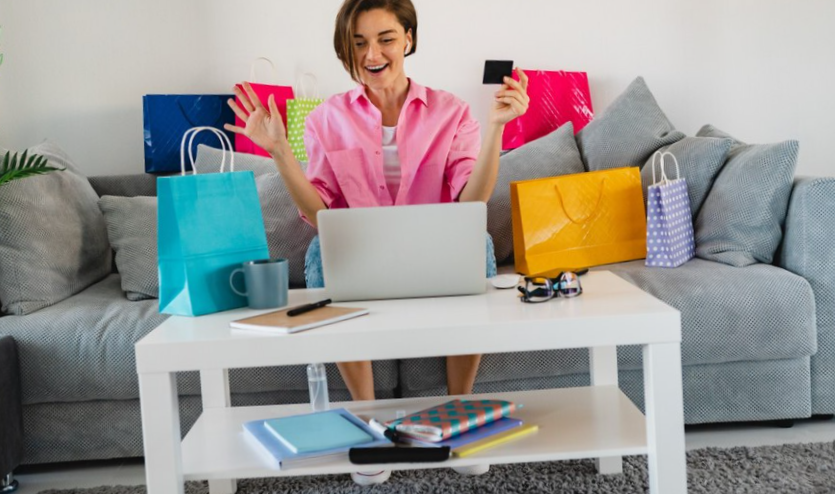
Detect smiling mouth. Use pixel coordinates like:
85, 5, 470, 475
365, 64, 388, 74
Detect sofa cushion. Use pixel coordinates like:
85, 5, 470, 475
398, 259, 816, 392
88, 174, 158, 198
94, 169, 316, 297
694, 125, 799, 267
0, 274, 397, 404
194, 144, 282, 176
255, 173, 317, 288
98, 196, 158, 300
576, 77, 685, 171
641, 136, 733, 218
488, 123, 586, 264
609, 259, 816, 367
0, 141, 112, 315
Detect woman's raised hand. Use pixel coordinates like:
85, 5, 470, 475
490, 67, 530, 126
224, 82, 288, 157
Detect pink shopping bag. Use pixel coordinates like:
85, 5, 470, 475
235, 58, 295, 157
502, 70, 593, 150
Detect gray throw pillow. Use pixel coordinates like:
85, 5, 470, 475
194, 144, 284, 175
694, 125, 799, 267
98, 196, 158, 301
576, 77, 685, 171
95, 170, 314, 299
0, 141, 112, 315
488, 123, 586, 264
641, 136, 734, 218
256, 173, 317, 288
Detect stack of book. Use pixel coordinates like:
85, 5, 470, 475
243, 408, 391, 469
386, 399, 538, 458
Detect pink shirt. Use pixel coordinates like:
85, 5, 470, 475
302, 80, 481, 222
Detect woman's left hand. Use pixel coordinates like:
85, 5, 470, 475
489, 67, 530, 126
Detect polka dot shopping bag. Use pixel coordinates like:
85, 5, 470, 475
286, 73, 324, 163
646, 151, 695, 268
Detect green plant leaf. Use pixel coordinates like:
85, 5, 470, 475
0, 151, 66, 187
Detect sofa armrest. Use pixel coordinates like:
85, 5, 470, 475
779, 176, 835, 329
0, 336, 24, 474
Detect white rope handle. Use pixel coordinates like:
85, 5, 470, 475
651, 151, 681, 185
188, 128, 235, 173
249, 57, 279, 83
661, 152, 681, 182
179, 127, 235, 176
651, 151, 662, 186
295, 72, 319, 99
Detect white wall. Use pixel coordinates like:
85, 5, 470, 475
1, 0, 833, 176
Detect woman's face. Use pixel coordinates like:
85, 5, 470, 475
353, 8, 412, 91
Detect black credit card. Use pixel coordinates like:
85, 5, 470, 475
483, 60, 514, 84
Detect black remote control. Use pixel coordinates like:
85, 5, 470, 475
349, 446, 451, 464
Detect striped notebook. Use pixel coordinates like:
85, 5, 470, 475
386, 399, 518, 442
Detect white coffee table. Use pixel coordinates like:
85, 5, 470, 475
135, 270, 685, 494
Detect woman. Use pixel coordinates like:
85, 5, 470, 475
226, 0, 528, 407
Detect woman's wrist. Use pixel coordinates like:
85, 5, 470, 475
486, 122, 505, 134
484, 123, 505, 155
486, 122, 504, 140
270, 140, 295, 168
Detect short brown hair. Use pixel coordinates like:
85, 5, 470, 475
334, 0, 418, 83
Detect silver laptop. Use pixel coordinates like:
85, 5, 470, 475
317, 202, 487, 302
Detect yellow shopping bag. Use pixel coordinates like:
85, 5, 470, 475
511, 167, 646, 276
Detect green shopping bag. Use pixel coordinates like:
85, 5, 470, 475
286, 73, 324, 162
158, 127, 270, 316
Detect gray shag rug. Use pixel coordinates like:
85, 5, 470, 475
37, 442, 835, 494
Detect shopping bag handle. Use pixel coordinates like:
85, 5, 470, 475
179, 126, 235, 176
295, 72, 319, 99
650, 151, 681, 185
553, 179, 606, 225
249, 57, 280, 84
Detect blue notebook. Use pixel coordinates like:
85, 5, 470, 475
265, 410, 373, 453
242, 408, 390, 470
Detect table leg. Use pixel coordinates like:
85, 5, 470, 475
200, 369, 237, 494
643, 342, 687, 494
139, 372, 184, 494
589, 346, 622, 474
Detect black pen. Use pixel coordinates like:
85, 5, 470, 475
287, 298, 332, 317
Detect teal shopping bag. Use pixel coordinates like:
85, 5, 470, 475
158, 127, 269, 316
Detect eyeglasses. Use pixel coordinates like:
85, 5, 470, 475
517, 271, 584, 303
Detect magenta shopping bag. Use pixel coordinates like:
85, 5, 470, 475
235, 58, 295, 157
502, 70, 593, 150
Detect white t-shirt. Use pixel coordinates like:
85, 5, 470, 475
382, 125, 401, 201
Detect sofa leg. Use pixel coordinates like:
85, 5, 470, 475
0, 473, 19, 493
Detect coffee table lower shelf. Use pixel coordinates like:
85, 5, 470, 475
180, 386, 647, 481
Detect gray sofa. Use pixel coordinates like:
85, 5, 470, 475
2, 78, 833, 466
3, 170, 833, 466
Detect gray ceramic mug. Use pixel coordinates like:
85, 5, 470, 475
229, 258, 289, 309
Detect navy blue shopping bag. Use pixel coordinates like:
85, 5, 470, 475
143, 94, 235, 173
